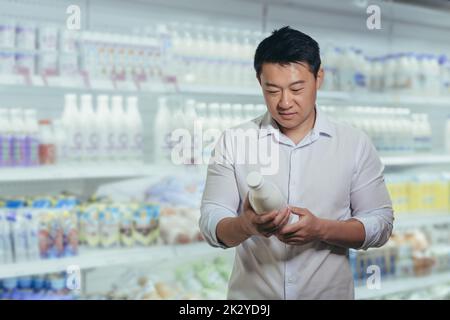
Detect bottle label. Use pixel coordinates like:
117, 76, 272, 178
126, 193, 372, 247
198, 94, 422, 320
11, 136, 25, 166
24, 136, 39, 166
39, 144, 55, 165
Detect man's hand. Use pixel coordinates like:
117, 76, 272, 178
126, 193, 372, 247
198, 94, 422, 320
239, 194, 290, 238
276, 207, 324, 245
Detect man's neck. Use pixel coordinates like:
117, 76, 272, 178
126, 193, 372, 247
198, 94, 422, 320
279, 107, 317, 145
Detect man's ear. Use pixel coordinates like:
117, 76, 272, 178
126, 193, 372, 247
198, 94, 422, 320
316, 67, 324, 90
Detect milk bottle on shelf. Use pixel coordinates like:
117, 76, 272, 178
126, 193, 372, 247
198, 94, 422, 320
126, 96, 144, 163
62, 94, 82, 163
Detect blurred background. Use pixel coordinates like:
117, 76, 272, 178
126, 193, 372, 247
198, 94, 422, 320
1, 0, 450, 300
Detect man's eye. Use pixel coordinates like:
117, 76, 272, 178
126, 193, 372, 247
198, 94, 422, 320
291, 88, 304, 92
266, 90, 280, 94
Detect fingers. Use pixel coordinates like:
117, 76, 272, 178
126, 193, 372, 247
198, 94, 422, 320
256, 208, 290, 237
243, 194, 251, 211
278, 220, 302, 235
256, 210, 279, 224
289, 207, 306, 216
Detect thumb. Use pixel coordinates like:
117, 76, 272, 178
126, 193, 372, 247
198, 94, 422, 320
289, 206, 307, 216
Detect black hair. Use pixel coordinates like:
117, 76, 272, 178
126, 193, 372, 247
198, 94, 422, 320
254, 26, 321, 79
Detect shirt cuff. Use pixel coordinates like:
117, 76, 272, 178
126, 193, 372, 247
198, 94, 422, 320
351, 208, 393, 250
200, 206, 236, 249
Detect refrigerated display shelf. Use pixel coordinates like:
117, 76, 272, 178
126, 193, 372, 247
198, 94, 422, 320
0, 242, 226, 279
1, 80, 450, 105
355, 271, 450, 300
394, 213, 450, 229
1, 155, 450, 183
0, 164, 191, 182
381, 154, 450, 166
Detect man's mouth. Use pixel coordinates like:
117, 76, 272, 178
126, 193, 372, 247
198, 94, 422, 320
278, 111, 297, 119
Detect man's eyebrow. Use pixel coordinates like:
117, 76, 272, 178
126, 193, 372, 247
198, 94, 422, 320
264, 80, 305, 88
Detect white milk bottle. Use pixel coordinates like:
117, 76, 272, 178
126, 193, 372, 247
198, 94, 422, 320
80, 94, 97, 162
111, 95, 127, 161
154, 97, 172, 164
62, 94, 82, 163
96, 95, 112, 162
246, 171, 285, 215
126, 96, 144, 163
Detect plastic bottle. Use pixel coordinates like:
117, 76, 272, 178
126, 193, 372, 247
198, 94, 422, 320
172, 100, 189, 164
110, 96, 127, 161
0, 18, 15, 48
194, 102, 207, 164
154, 97, 172, 164
15, 21, 36, 50
9, 109, 26, 166
38, 119, 55, 165
0, 108, 12, 167
23, 109, 40, 166
79, 94, 98, 162
247, 171, 285, 215
126, 96, 144, 163
184, 99, 197, 164
62, 94, 82, 163
96, 95, 111, 162
52, 119, 67, 164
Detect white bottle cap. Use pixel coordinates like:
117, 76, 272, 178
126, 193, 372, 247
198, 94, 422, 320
247, 171, 263, 189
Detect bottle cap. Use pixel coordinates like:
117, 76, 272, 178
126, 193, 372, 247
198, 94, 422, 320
247, 171, 263, 189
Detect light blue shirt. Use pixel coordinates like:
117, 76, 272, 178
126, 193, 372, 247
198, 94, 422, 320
199, 106, 394, 300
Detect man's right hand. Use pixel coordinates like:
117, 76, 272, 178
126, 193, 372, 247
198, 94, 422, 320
238, 195, 291, 238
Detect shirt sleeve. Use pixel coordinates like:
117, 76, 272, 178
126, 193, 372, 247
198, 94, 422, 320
199, 130, 241, 249
350, 132, 394, 250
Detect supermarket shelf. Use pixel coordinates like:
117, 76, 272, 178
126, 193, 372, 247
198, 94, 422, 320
394, 213, 450, 229
176, 84, 260, 96
355, 271, 450, 300
381, 154, 450, 166
0, 164, 194, 182
0, 242, 227, 279
1, 79, 449, 105
1, 155, 450, 182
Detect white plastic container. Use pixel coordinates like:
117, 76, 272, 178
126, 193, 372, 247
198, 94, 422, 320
9, 108, 26, 166
80, 94, 98, 162
96, 94, 112, 162
154, 97, 172, 164
15, 22, 36, 50
0, 108, 12, 167
23, 109, 40, 166
125, 96, 144, 163
0, 19, 15, 48
111, 95, 128, 161
62, 94, 82, 162
246, 171, 285, 215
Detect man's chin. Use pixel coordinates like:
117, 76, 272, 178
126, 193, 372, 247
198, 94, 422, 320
276, 119, 301, 130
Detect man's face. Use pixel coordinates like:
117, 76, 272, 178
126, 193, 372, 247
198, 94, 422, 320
258, 62, 323, 131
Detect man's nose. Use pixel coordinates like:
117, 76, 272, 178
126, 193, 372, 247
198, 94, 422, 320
279, 90, 293, 109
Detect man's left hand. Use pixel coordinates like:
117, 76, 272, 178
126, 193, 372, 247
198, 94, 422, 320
276, 207, 324, 245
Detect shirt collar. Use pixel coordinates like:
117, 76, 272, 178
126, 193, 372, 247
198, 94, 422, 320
258, 105, 335, 140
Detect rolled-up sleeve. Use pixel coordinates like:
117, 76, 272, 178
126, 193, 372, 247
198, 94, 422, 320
199, 130, 240, 249
350, 132, 394, 250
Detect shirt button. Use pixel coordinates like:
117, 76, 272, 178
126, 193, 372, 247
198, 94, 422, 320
288, 276, 295, 283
